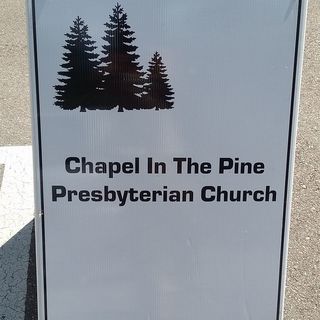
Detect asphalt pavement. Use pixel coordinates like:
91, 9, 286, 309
0, 0, 319, 319
0, 0, 31, 146
285, 1, 320, 318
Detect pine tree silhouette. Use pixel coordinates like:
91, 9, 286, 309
143, 52, 174, 110
99, 3, 145, 112
55, 16, 101, 112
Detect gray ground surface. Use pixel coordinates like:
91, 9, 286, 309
0, 0, 32, 146
0, 0, 319, 319
285, 1, 320, 319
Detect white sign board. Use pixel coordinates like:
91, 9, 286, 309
28, 1, 307, 319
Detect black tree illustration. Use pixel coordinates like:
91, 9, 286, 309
55, 16, 101, 112
143, 52, 174, 110
99, 3, 145, 112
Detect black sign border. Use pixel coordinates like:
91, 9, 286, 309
276, 0, 303, 319
30, 1, 304, 319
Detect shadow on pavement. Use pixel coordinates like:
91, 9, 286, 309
0, 220, 37, 320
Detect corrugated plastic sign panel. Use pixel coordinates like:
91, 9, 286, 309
28, 1, 307, 319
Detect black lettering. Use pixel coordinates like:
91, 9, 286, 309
79, 190, 90, 202
265, 186, 277, 202
242, 190, 253, 201
118, 190, 128, 206
230, 190, 241, 202
135, 157, 139, 174
92, 190, 103, 202
154, 161, 166, 174
254, 162, 265, 174
147, 157, 153, 173
67, 190, 78, 201
201, 162, 212, 174
129, 188, 139, 202
152, 190, 162, 201
182, 190, 194, 202
65, 157, 80, 173
104, 186, 116, 201
95, 162, 107, 174
216, 186, 228, 201
173, 157, 186, 174
163, 186, 168, 201
219, 158, 233, 174
187, 158, 199, 174
81, 157, 93, 173
122, 162, 134, 174
52, 186, 66, 201
240, 162, 252, 174
140, 191, 151, 201
109, 162, 121, 178
253, 190, 264, 202
169, 191, 180, 202
201, 186, 215, 201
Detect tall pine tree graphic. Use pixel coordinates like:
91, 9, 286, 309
144, 52, 174, 110
55, 16, 101, 112
99, 3, 145, 112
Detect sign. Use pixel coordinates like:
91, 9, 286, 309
28, 1, 307, 319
